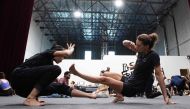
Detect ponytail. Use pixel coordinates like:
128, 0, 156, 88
137, 33, 158, 49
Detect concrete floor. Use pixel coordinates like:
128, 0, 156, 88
0, 95, 190, 109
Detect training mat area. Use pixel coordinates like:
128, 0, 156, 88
0, 95, 190, 109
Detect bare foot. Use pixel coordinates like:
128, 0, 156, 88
23, 98, 45, 106
89, 93, 96, 99
36, 98, 45, 103
112, 97, 124, 103
39, 101, 45, 103
112, 93, 124, 103
69, 64, 79, 75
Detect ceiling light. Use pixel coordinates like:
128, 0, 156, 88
73, 10, 82, 18
114, 0, 123, 7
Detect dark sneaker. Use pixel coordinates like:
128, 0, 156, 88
146, 91, 162, 99
178, 90, 183, 96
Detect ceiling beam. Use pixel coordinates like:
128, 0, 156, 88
33, 10, 165, 16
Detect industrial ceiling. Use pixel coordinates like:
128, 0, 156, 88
33, 0, 179, 46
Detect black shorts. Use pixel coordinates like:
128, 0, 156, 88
121, 83, 139, 97
120, 76, 139, 97
120, 75, 129, 83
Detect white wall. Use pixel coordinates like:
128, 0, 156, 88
157, 0, 190, 56
24, 14, 52, 60
155, 25, 166, 55
174, 0, 190, 55
57, 56, 137, 86
57, 56, 190, 86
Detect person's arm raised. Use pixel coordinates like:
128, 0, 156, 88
122, 40, 137, 52
53, 43, 75, 57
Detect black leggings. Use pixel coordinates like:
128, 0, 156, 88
11, 65, 72, 98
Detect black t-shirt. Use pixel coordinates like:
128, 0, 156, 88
18, 50, 55, 68
126, 50, 160, 90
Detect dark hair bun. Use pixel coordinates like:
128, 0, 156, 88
149, 33, 158, 43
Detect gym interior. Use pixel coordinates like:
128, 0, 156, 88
1, 0, 190, 108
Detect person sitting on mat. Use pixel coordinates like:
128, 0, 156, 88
0, 72, 14, 96
10, 43, 96, 106
69, 33, 175, 104
58, 71, 71, 86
